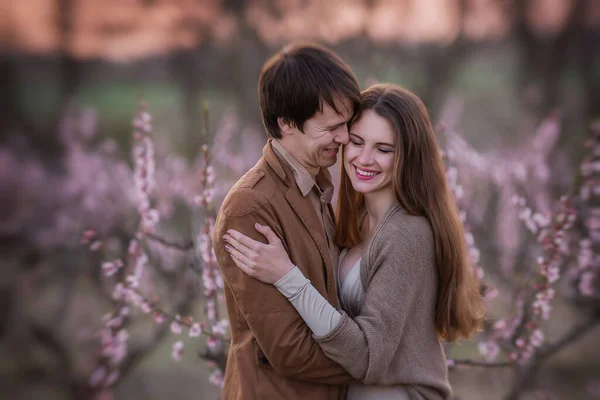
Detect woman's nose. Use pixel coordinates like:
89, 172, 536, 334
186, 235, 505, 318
357, 149, 373, 165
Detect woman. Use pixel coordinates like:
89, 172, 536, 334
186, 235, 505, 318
223, 84, 484, 399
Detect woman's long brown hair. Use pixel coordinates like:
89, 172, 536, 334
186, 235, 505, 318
335, 84, 484, 342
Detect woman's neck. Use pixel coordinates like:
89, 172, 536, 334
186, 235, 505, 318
363, 189, 396, 240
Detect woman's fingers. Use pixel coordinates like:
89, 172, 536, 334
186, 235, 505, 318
225, 243, 254, 269
226, 229, 263, 251
254, 224, 280, 245
224, 233, 254, 259
229, 249, 254, 276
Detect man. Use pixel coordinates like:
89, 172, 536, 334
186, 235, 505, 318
211, 42, 361, 399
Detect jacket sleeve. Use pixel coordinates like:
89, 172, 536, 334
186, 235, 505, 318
314, 218, 438, 384
212, 187, 354, 384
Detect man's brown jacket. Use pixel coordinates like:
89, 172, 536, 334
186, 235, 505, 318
212, 141, 353, 399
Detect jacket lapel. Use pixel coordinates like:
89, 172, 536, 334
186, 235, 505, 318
263, 140, 334, 287
284, 187, 333, 279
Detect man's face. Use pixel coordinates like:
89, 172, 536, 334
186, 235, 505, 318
280, 97, 353, 174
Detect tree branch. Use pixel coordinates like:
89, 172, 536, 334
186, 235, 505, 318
504, 316, 600, 400
451, 359, 514, 368
146, 232, 194, 251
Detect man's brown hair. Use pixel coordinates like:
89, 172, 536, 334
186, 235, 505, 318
258, 42, 361, 139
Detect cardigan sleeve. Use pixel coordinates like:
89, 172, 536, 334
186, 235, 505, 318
314, 217, 437, 384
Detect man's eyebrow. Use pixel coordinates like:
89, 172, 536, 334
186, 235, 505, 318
324, 121, 346, 130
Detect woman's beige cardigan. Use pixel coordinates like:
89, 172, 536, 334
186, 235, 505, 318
315, 204, 452, 400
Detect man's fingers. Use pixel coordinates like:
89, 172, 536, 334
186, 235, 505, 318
226, 229, 262, 251
255, 223, 280, 245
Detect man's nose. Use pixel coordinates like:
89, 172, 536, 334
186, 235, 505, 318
334, 124, 350, 145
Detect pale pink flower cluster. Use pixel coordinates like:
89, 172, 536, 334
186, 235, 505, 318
477, 296, 525, 362
576, 123, 600, 297
83, 106, 268, 391
102, 259, 124, 277
209, 368, 225, 388
510, 196, 575, 364
442, 115, 565, 275
89, 306, 130, 388
172, 340, 184, 361
1, 109, 136, 256
443, 154, 487, 290
89, 365, 119, 389
132, 107, 159, 232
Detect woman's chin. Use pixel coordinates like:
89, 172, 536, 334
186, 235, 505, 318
350, 182, 376, 194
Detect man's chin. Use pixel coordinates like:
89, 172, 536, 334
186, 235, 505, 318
321, 159, 338, 169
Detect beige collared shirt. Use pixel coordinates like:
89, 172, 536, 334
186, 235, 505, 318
271, 140, 338, 268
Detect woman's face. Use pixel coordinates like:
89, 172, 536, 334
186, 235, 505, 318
344, 109, 396, 196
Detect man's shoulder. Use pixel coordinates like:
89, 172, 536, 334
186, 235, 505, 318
220, 163, 278, 218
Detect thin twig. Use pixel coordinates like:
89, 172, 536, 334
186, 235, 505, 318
537, 317, 599, 360
146, 232, 194, 251
504, 316, 600, 400
451, 359, 514, 368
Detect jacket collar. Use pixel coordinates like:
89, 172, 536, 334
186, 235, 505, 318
263, 139, 288, 184
265, 139, 334, 202
262, 139, 336, 294
271, 139, 315, 197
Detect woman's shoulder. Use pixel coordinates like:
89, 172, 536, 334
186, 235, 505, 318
379, 206, 433, 244
362, 206, 436, 284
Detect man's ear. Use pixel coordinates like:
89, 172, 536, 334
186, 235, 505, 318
277, 117, 296, 136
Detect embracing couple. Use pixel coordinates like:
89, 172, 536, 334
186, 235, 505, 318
211, 42, 485, 400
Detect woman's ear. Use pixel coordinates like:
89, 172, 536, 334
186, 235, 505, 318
277, 117, 295, 136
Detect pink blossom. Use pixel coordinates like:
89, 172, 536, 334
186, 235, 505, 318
170, 318, 182, 335
207, 336, 218, 349
125, 274, 139, 289
81, 230, 96, 244
579, 271, 597, 296
530, 329, 545, 347
213, 319, 230, 336
89, 366, 107, 387
207, 299, 216, 321
105, 370, 120, 387
102, 260, 123, 277
189, 323, 202, 337
153, 312, 166, 324
90, 240, 103, 251
208, 369, 224, 387
478, 340, 499, 362
140, 302, 151, 314
171, 341, 184, 361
